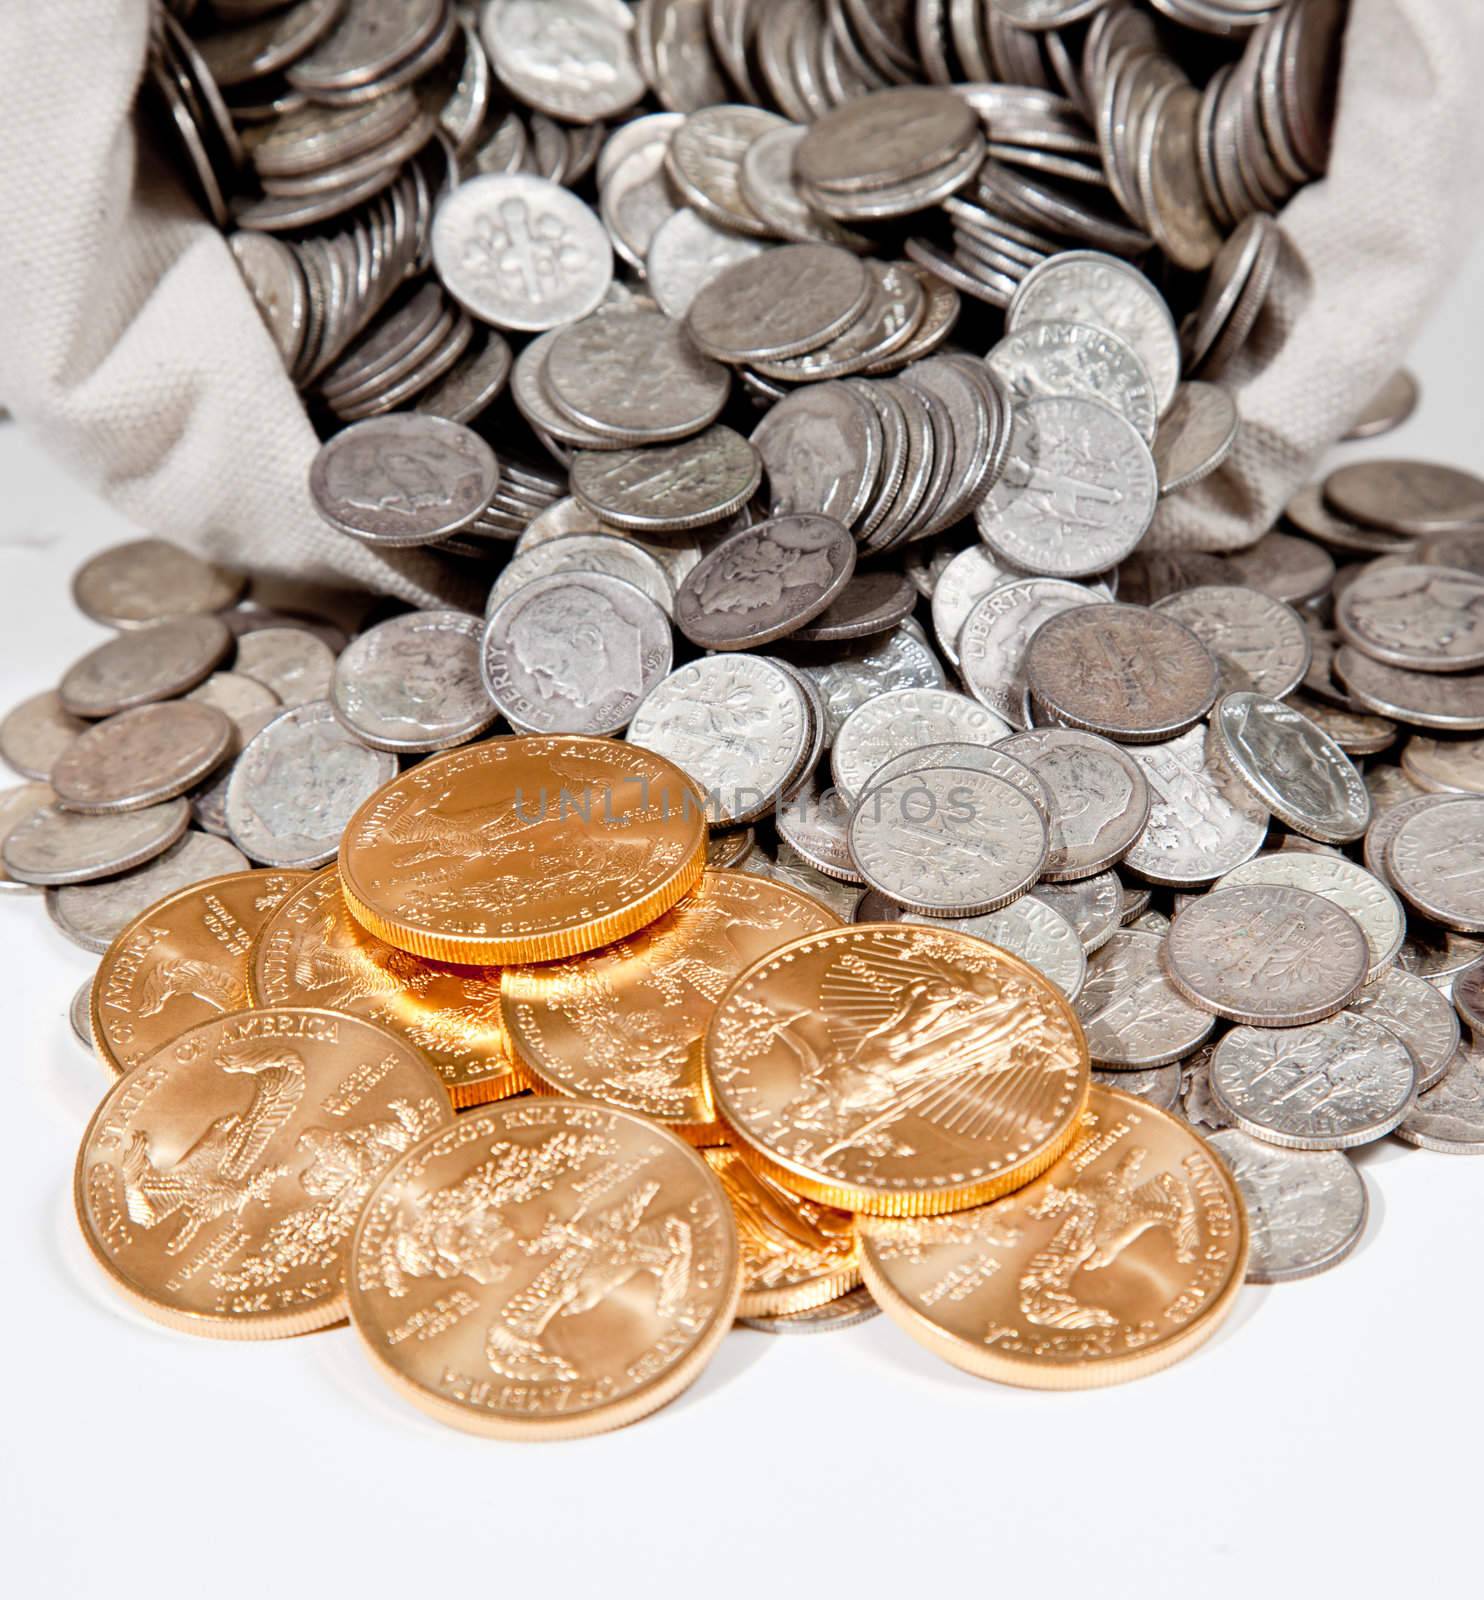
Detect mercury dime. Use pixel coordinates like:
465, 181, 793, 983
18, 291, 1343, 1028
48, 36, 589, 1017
331, 611, 496, 753
645, 206, 768, 319
1394, 1038, 1484, 1153
1075, 928, 1215, 1068
59, 614, 232, 718
958, 578, 1106, 727
0, 690, 87, 781
1346, 966, 1461, 1093
832, 687, 1011, 800
570, 425, 761, 532
1166, 885, 1369, 1026
1211, 1013, 1417, 1150
1335, 563, 1484, 672
1211, 692, 1371, 844
781, 625, 946, 746
1154, 585, 1310, 699
1387, 797, 1484, 933
900, 894, 1087, 1000
1031, 869, 1124, 954
687, 243, 872, 362
226, 701, 397, 869
1091, 1063, 1181, 1111
71, 537, 243, 628
776, 775, 858, 881
482, 0, 645, 122
1324, 460, 1484, 539
50, 702, 233, 817
432, 173, 613, 330
996, 728, 1151, 880
1027, 604, 1219, 742
1334, 648, 1484, 732
751, 381, 884, 528
1151, 382, 1240, 496
1207, 1131, 1367, 1284
483, 571, 671, 736
987, 320, 1157, 443
737, 1282, 881, 1335
929, 545, 1024, 663
1456, 958, 1484, 1036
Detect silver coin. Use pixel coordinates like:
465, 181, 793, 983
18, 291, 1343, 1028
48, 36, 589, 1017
736, 1283, 880, 1335
1210, 692, 1371, 844
665, 104, 788, 236
754, 263, 926, 384
1387, 796, 1484, 933
1167, 883, 1370, 1027
1324, 460, 1484, 539
859, 740, 1051, 821
1154, 585, 1310, 699
331, 610, 497, 753
232, 625, 338, 707
482, 0, 645, 122
975, 397, 1157, 578
0, 783, 55, 895
626, 654, 809, 826
489, 532, 675, 618
44, 831, 250, 955
1151, 382, 1240, 496
1335, 563, 1484, 672
0, 690, 86, 781
1030, 868, 1124, 954
1455, 958, 1484, 1036
413, 326, 515, 424
184, 671, 281, 736
1344, 370, 1420, 441
901, 894, 1087, 999
1227, 530, 1335, 606
738, 123, 872, 249
224, 700, 397, 868
1210, 1013, 1418, 1151
1121, 883, 1155, 926
432, 172, 613, 330
482, 571, 671, 736
309, 414, 498, 547
71, 537, 243, 628
791, 571, 917, 644
1286, 690, 1398, 761
779, 626, 946, 747
747, 839, 866, 922
987, 319, 1157, 443
1215, 853, 1405, 985
751, 382, 884, 528
50, 702, 233, 815
286, 0, 442, 91
0, 798, 190, 887
1207, 1130, 1368, 1284
1334, 647, 1484, 732
1177, 1042, 1229, 1132
1401, 734, 1484, 796
570, 425, 761, 532
1075, 928, 1215, 1067
1092, 1063, 1182, 1110
1393, 1037, 1484, 1153
687, 243, 872, 362
190, 706, 280, 839
59, 614, 232, 718
1346, 965, 1461, 1093
776, 774, 860, 882
796, 85, 979, 192
69, 974, 95, 1054
996, 727, 1151, 881
645, 207, 769, 319
958, 578, 1108, 728
848, 767, 1048, 916
831, 686, 1010, 800
1026, 603, 1219, 742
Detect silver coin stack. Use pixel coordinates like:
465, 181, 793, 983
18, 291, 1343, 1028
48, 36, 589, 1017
7, 0, 1479, 1309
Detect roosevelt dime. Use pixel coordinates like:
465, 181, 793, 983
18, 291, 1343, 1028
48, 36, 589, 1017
832, 686, 1010, 799
900, 894, 1087, 1000
1386, 796, 1484, 933
986, 320, 1157, 443
1154, 585, 1311, 698
1393, 1038, 1484, 1153
957, 578, 1108, 726
1074, 928, 1215, 1068
1346, 966, 1461, 1092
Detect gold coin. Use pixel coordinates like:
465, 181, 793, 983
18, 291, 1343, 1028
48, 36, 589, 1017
858, 1085, 1248, 1388
347, 1098, 740, 1439
500, 870, 840, 1142
90, 869, 312, 1075
703, 1145, 859, 1316
338, 734, 709, 964
706, 922, 1090, 1216
75, 1008, 454, 1339
249, 867, 531, 1109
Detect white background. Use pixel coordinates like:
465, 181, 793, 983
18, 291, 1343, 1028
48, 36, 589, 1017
3, 243, 1483, 1598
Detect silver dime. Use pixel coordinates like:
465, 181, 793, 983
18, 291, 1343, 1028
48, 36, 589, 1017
1092, 1064, 1182, 1111
0, 799, 190, 887
779, 625, 946, 747
1026, 603, 1219, 742
751, 381, 884, 528
987, 320, 1157, 443
489, 532, 675, 617
71, 537, 243, 628
0, 691, 86, 781
686, 244, 872, 362
738, 123, 872, 249
975, 397, 1158, 578
1387, 796, 1484, 933
754, 263, 925, 383
776, 774, 860, 882
831, 687, 1010, 800
1334, 647, 1484, 732
1074, 928, 1215, 1068
626, 654, 809, 826
570, 425, 761, 532
1227, 531, 1335, 606
792, 571, 917, 644
432, 173, 613, 331
224, 700, 397, 868
675, 514, 855, 650
1154, 585, 1310, 699
736, 1283, 881, 1336
859, 741, 1051, 822
1211, 691, 1371, 844
69, 975, 94, 1054
1165, 884, 1370, 1026
1335, 563, 1484, 672
1178, 1042, 1230, 1133
1393, 1038, 1484, 1154
848, 767, 1048, 916
1151, 382, 1240, 496
1401, 734, 1484, 796
287, 0, 443, 91
1030, 868, 1124, 954
901, 894, 1087, 1000
233, 625, 338, 707
665, 104, 788, 236
1346, 966, 1461, 1093
958, 578, 1107, 728
185, 672, 281, 736
795, 86, 979, 193
749, 839, 866, 922
1206, 1131, 1369, 1284
929, 545, 1024, 663
482, 572, 671, 736
1323, 459, 1484, 539
331, 611, 498, 753
996, 728, 1151, 880
1345, 370, 1420, 441
1210, 1013, 1417, 1151
0, 783, 54, 895
645, 207, 768, 319
1455, 958, 1484, 1037
482, 0, 645, 122
59, 614, 232, 718
50, 703, 234, 815
1215, 853, 1405, 985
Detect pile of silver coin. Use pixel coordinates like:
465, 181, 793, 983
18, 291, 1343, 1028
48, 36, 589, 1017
6, 0, 1482, 1297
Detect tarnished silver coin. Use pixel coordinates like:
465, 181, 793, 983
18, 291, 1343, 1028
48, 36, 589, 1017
665, 103, 788, 236
59, 614, 232, 718
1347, 966, 1461, 1093
1335, 563, 1484, 672
0, 690, 86, 781
1177, 1042, 1229, 1132
185, 672, 280, 737
1151, 382, 1240, 496
331, 611, 497, 753
792, 571, 917, 644
1026, 603, 1219, 742
1324, 459, 1484, 539
432, 173, 613, 330
901, 894, 1087, 1000
986, 320, 1157, 443
1092, 1064, 1182, 1111
1345, 370, 1420, 440
1166, 885, 1369, 1026
958, 578, 1107, 727
570, 425, 761, 532
488, 532, 675, 618
687, 243, 872, 362
69, 974, 94, 1053
0, 783, 54, 895
482, 571, 671, 736
1334, 647, 1484, 732
996, 727, 1151, 880
1207, 1131, 1368, 1284
1387, 796, 1484, 933
1227, 530, 1335, 606
645, 206, 768, 319
779, 625, 946, 747
1455, 958, 1484, 1037
859, 740, 1051, 822
0, 798, 190, 888
1401, 734, 1484, 796
1030, 868, 1124, 955
831, 686, 1010, 800
775, 774, 859, 882
847, 767, 1048, 917
1075, 927, 1215, 1068
1211, 692, 1371, 844
233, 625, 338, 707
751, 382, 884, 528
1214, 853, 1405, 984
627, 654, 808, 826
1154, 585, 1310, 699
751, 839, 866, 923
71, 537, 243, 628
225, 700, 397, 868
45, 831, 250, 955
674, 514, 856, 650
482, 0, 645, 122
50, 703, 233, 816
737, 1283, 880, 1336
975, 397, 1157, 578
1394, 1038, 1484, 1153
1210, 1013, 1417, 1151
